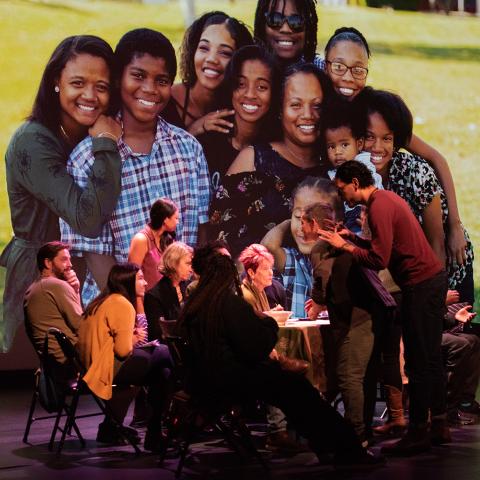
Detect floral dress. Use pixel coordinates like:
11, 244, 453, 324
387, 151, 474, 290
209, 143, 326, 256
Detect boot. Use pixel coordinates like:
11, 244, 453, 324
381, 424, 430, 456
430, 417, 452, 445
373, 385, 407, 436
277, 354, 310, 375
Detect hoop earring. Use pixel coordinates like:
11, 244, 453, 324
54, 86, 60, 93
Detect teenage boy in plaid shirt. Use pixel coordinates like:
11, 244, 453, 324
61, 29, 210, 304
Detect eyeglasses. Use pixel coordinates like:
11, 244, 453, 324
264, 12, 305, 33
326, 61, 368, 80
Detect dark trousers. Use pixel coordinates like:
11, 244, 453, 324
210, 362, 364, 458
442, 332, 480, 409
107, 345, 172, 428
363, 293, 403, 432
401, 271, 448, 425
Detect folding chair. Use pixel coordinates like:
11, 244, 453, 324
159, 335, 267, 478
47, 327, 142, 455
23, 330, 85, 451
23, 367, 83, 447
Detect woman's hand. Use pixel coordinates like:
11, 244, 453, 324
454, 305, 477, 324
133, 326, 148, 346
447, 222, 467, 266
189, 109, 235, 136
89, 115, 122, 142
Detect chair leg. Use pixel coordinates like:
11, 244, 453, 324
159, 397, 177, 466
175, 413, 198, 478
23, 389, 39, 444
56, 390, 81, 456
48, 405, 65, 451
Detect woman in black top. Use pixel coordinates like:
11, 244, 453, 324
198, 44, 280, 191
209, 63, 331, 256
144, 242, 193, 341
178, 253, 381, 466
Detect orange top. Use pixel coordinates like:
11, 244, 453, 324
78, 294, 135, 400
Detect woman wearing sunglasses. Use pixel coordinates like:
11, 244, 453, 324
254, 0, 323, 69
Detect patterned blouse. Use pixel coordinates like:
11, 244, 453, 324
386, 151, 474, 289
209, 143, 325, 256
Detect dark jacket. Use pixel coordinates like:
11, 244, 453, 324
310, 241, 375, 329
144, 276, 186, 341
181, 293, 278, 395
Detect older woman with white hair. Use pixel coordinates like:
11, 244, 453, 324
144, 242, 193, 341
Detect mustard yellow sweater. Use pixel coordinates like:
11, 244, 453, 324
78, 294, 135, 400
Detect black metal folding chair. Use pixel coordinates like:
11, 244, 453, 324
47, 327, 141, 455
159, 335, 267, 478
23, 329, 85, 451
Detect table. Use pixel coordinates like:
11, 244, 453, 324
275, 318, 330, 391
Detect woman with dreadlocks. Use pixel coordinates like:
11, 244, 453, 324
177, 252, 384, 467
253, 0, 323, 69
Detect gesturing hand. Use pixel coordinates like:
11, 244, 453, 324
190, 109, 235, 136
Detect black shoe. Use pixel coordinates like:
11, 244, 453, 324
459, 400, 480, 416
447, 409, 475, 426
381, 427, 431, 456
144, 430, 167, 453
96, 422, 141, 445
334, 448, 386, 469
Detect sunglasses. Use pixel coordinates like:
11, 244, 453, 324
264, 12, 305, 33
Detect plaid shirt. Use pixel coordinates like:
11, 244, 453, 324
60, 115, 210, 261
280, 247, 313, 318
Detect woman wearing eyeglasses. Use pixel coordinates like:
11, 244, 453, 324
323, 26, 468, 279
253, 0, 323, 69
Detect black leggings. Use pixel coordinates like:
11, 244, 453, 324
107, 345, 172, 427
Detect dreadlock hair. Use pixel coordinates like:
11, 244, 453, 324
254, 0, 318, 63
178, 253, 242, 360
191, 240, 231, 276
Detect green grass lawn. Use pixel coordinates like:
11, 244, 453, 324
1, 0, 479, 310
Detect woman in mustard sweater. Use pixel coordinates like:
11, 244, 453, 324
78, 263, 172, 452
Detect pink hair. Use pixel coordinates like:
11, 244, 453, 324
238, 243, 274, 273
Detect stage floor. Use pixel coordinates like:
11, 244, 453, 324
1, 380, 480, 480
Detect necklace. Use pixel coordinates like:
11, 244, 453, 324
60, 125, 70, 141
284, 143, 315, 166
